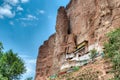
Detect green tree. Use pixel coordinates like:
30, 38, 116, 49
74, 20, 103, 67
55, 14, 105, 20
0, 42, 3, 58
25, 77, 33, 80
104, 28, 120, 79
0, 42, 26, 80
0, 74, 8, 80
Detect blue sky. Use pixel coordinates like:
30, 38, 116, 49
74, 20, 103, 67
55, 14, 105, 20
0, 0, 70, 79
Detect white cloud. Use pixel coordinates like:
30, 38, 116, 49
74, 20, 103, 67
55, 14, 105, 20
20, 14, 38, 21
38, 10, 45, 14
0, 4, 15, 18
5, 0, 19, 5
21, 0, 29, 3
19, 21, 37, 27
12, 0, 19, 4
19, 55, 36, 80
9, 21, 14, 25
27, 15, 38, 20
25, 59, 36, 73
0, 0, 29, 19
19, 54, 30, 58
3, 4, 12, 10
17, 6, 23, 11
0, 15, 4, 19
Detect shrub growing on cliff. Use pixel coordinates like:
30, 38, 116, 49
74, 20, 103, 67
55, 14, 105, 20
73, 66, 80, 71
0, 42, 26, 80
90, 48, 97, 61
104, 28, 120, 79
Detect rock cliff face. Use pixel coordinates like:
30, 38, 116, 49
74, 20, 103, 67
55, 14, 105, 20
35, 0, 120, 79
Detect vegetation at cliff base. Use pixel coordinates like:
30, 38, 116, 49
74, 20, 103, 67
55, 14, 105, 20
0, 42, 26, 80
104, 28, 120, 80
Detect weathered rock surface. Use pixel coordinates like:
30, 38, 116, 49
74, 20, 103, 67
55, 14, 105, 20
35, 0, 120, 79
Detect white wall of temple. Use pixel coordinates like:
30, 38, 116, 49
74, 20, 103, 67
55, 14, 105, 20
60, 62, 80, 70
60, 59, 91, 70
66, 53, 74, 59
61, 42, 104, 70
71, 53, 90, 61
61, 53, 91, 70
88, 42, 103, 53
71, 54, 79, 61
66, 53, 90, 61
79, 53, 90, 60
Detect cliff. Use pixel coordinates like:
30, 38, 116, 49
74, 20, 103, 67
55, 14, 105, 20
35, 0, 120, 80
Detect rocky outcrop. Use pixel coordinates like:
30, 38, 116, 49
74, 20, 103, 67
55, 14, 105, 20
35, 0, 120, 79
35, 34, 56, 79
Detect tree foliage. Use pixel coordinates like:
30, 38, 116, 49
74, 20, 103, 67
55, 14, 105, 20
104, 28, 120, 79
0, 42, 3, 58
25, 77, 33, 80
0, 74, 8, 80
0, 42, 26, 80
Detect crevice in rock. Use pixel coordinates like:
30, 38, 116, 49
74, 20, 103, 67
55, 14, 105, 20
67, 19, 71, 34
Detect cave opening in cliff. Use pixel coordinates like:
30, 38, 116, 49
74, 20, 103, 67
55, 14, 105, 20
67, 19, 71, 34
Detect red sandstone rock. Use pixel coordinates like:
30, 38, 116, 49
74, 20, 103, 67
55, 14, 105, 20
35, 0, 120, 80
